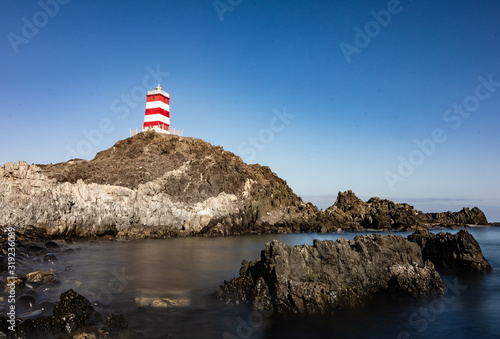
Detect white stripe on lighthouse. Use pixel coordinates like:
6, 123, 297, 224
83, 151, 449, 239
143, 114, 170, 124
145, 101, 170, 111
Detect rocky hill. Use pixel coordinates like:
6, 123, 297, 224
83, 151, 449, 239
0, 132, 320, 238
0, 132, 488, 239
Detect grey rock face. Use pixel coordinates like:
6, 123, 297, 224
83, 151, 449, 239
408, 229, 492, 273
217, 234, 444, 315
321, 190, 488, 230
425, 207, 488, 226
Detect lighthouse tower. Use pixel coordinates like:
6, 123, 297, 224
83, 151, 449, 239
142, 84, 170, 134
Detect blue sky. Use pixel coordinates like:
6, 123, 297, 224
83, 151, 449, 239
1, 0, 499, 221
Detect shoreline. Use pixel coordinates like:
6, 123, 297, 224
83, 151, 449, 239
0, 223, 486, 242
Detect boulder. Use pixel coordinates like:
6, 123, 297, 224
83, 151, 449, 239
217, 235, 444, 315
47, 289, 102, 336
134, 297, 191, 308
408, 229, 492, 273
26, 271, 59, 285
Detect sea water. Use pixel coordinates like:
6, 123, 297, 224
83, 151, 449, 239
9, 228, 500, 338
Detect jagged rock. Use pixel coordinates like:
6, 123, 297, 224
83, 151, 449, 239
47, 289, 102, 336
408, 229, 492, 273
26, 271, 59, 285
16, 318, 52, 339
14, 289, 136, 339
426, 207, 488, 225
322, 190, 428, 230
217, 235, 444, 315
321, 190, 488, 230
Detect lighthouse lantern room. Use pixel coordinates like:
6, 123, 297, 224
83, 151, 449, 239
142, 84, 170, 134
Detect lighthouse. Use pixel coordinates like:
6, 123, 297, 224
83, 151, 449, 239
142, 84, 170, 134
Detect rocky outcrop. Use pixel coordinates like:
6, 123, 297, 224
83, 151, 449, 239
16, 290, 101, 338
426, 207, 488, 226
319, 190, 488, 230
0, 132, 320, 239
15, 290, 137, 338
321, 190, 427, 230
217, 234, 444, 315
408, 229, 492, 273
48, 289, 102, 336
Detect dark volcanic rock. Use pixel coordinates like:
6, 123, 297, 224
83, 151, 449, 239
15, 290, 137, 338
425, 207, 488, 226
17, 318, 52, 339
217, 235, 444, 315
327, 190, 427, 230
321, 190, 489, 231
408, 229, 492, 273
96, 313, 130, 338
47, 289, 102, 336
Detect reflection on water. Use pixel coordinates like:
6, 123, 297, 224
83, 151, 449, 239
11, 228, 500, 338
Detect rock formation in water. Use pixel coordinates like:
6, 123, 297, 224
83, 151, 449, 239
217, 234, 444, 315
14, 289, 137, 338
425, 207, 488, 226
408, 229, 492, 273
319, 190, 488, 231
0, 132, 488, 239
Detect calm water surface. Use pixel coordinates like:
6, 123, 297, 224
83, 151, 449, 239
20, 228, 500, 338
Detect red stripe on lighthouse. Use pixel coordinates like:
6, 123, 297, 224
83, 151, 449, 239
145, 108, 170, 117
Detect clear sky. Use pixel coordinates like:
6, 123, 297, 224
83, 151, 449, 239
1, 0, 499, 221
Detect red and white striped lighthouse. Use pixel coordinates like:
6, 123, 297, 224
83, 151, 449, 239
142, 84, 170, 134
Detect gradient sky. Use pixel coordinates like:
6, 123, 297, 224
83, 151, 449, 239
1, 0, 499, 221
